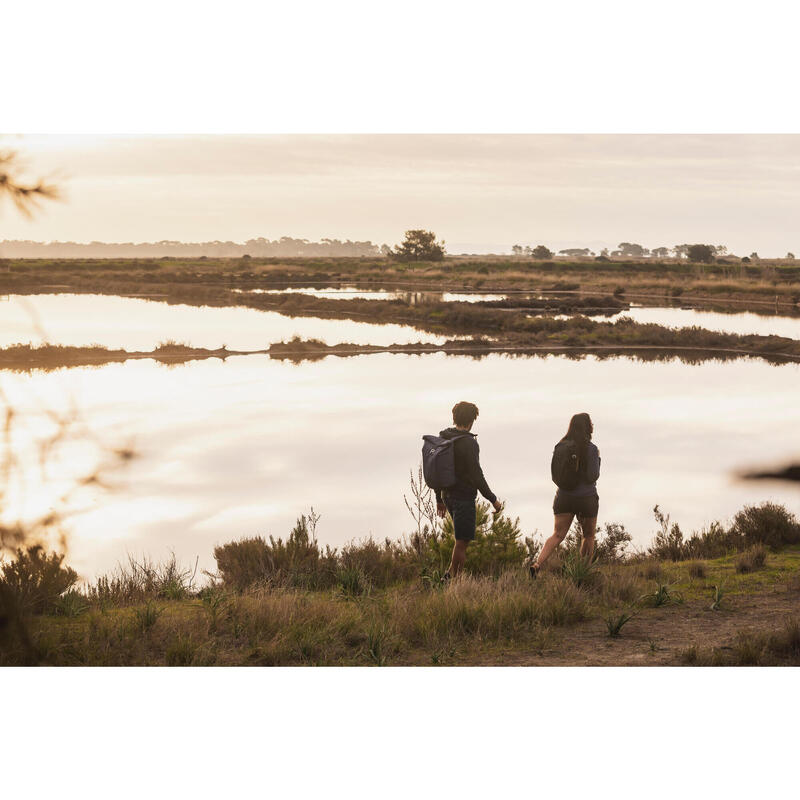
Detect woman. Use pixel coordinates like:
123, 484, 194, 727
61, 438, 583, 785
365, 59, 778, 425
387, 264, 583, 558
531, 412, 600, 576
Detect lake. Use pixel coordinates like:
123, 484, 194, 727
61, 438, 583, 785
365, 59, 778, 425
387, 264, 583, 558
0, 293, 449, 349
2, 346, 799, 581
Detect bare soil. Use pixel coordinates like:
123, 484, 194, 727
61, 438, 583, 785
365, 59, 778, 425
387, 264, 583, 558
466, 586, 800, 666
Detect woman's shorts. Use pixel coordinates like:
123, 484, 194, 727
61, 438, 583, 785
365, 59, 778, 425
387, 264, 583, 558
443, 495, 477, 542
553, 491, 599, 518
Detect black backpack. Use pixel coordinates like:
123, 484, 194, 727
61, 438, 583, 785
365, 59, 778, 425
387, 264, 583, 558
551, 439, 581, 490
421, 433, 470, 489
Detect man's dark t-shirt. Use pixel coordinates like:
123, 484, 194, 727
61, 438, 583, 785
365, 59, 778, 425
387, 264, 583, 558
433, 427, 497, 505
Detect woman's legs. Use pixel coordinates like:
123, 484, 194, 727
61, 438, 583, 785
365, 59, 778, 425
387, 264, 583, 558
579, 516, 597, 561
534, 513, 574, 570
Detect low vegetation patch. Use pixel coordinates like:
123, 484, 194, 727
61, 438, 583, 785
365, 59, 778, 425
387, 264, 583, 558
2, 499, 799, 665
681, 618, 800, 666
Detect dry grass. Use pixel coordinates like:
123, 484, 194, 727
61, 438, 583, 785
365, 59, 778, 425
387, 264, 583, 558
681, 618, 800, 666
736, 545, 768, 574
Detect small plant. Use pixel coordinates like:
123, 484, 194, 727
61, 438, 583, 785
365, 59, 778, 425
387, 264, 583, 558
53, 589, 88, 618
561, 551, 597, 587
367, 625, 388, 665
431, 645, 456, 665
710, 583, 726, 611
640, 582, 683, 608
421, 567, 448, 590
134, 600, 161, 632
605, 609, 637, 638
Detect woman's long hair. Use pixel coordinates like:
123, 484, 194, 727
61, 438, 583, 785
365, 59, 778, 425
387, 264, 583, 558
562, 412, 593, 468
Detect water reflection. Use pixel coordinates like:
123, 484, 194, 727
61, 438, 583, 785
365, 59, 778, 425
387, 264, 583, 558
584, 306, 800, 339
2, 352, 798, 579
0, 294, 448, 349
234, 286, 508, 304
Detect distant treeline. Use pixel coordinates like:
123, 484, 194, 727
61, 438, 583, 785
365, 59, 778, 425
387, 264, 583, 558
0, 237, 383, 259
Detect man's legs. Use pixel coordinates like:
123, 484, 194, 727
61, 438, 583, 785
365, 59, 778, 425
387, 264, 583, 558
449, 539, 469, 577
444, 497, 476, 580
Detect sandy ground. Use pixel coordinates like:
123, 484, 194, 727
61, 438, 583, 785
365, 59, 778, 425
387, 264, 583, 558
463, 586, 800, 666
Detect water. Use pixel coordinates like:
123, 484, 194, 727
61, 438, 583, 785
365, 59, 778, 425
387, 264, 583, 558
3, 351, 798, 580
583, 305, 800, 339
233, 287, 509, 303
0, 294, 448, 349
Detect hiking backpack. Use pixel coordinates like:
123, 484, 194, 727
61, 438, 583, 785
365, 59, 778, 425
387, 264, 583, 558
421, 434, 469, 490
551, 438, 581, 490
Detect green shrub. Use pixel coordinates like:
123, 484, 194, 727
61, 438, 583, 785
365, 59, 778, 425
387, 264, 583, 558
647, 506, 687, 561
647, 503, 799, 561
729, 503, 800, 550
0, 546, 78, 615
213, 511, 336, 590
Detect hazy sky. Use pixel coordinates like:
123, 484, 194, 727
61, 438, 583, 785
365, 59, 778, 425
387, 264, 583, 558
3, 134, 800, 255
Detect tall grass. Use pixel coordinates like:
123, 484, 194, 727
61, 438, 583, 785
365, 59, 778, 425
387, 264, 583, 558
87, 552, 197, 605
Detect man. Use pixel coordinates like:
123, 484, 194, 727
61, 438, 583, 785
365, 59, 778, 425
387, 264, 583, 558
435, 401, 502, 580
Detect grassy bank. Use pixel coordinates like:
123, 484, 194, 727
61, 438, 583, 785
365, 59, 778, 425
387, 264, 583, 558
3, 256, 800, 311
2, 502, 800, 666
4, 311, 800, 372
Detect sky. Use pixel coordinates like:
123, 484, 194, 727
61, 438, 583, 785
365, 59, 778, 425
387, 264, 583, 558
3, 134, 800, 255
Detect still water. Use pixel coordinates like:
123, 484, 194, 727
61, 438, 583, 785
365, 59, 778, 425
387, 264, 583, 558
2, 351, 798, 580
585, 306, 800, 339
0, 294, 448, 349
234, 287, 509, 303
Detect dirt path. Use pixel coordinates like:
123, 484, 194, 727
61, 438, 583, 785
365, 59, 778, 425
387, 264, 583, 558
465, 587, 800, 666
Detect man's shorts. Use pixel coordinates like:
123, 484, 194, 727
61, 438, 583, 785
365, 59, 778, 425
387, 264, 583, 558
553, 491, 599, 518
443, 494, 477, 542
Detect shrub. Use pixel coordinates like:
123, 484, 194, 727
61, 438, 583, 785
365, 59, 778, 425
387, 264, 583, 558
729, 503, 800, 550
648, 506, 687, 561
595, 523, 632, 562
214, 510, 335, 590
0, 546, 78, 615
646, 503, 799, 561
736, 544, 767, 574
